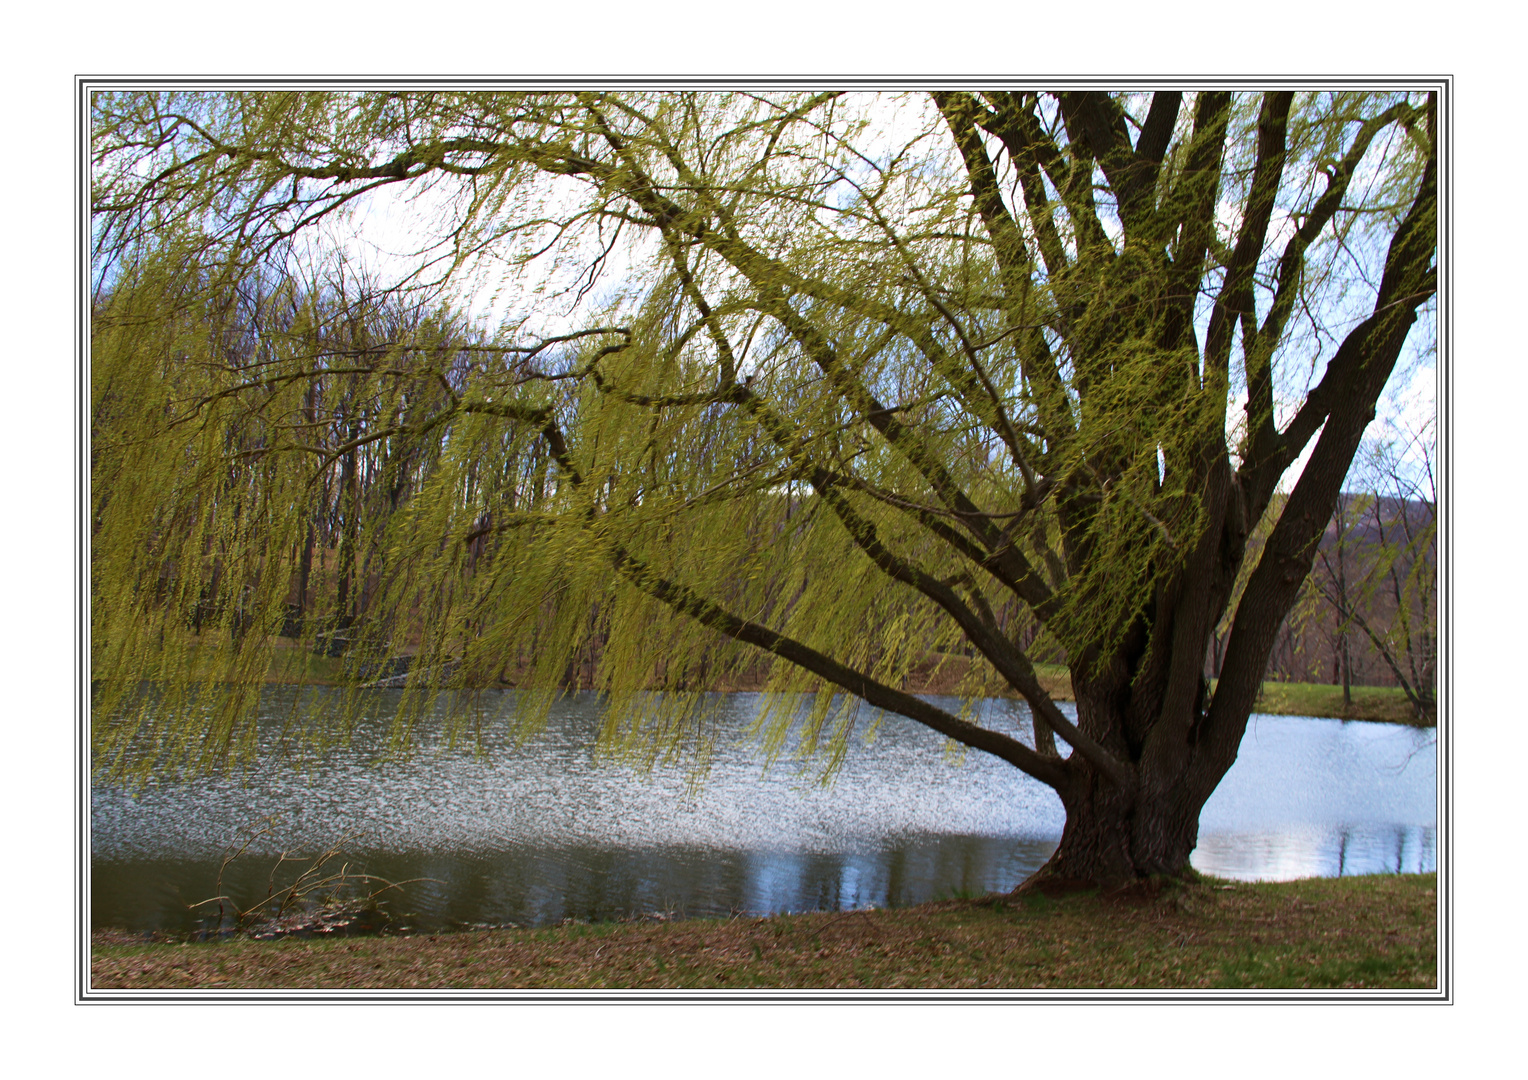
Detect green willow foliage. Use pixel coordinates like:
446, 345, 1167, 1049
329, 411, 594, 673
90, 89, 1435, 861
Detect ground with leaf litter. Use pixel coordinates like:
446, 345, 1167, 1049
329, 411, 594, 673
91, 873, 1435, 991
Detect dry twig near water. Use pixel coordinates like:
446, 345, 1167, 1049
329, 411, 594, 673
186, 816, 438, 940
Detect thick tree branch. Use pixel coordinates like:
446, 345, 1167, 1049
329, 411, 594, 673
808, 476, 1126, 782
605, 540, 1075, 791
1203, 92, 1293, 384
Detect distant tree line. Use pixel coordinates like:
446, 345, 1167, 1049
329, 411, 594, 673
107, 261, 1434, 713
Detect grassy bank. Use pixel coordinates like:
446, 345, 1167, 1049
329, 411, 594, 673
1243, 680, 1430, 726
91, 873, 1435, 991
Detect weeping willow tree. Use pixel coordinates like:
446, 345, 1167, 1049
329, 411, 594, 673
90, 88, 1438, 886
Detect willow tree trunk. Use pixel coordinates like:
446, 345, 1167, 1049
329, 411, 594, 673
1044, 779, 1204, 885
1030, 712, 1249, 887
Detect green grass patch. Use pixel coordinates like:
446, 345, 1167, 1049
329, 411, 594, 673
920, 659, 1427, 727
261, 644, 350, 685
1245, 680, 1431, 726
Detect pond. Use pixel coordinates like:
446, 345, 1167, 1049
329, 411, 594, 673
91, 690, 1437, 935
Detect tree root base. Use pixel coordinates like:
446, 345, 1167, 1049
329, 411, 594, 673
1009, 864, 1204, 902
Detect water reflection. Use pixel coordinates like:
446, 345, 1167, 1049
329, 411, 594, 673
1191, 825, 1435, 882
91, 838, 1066, 935
1193, 710, 1437, 882
91, 691, 1436, 933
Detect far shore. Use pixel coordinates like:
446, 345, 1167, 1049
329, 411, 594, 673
181, 638, 1435, 728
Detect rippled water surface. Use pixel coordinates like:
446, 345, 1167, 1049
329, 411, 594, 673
92, 690, 1436, 933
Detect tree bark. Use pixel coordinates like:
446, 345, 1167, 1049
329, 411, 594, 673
1029, 756, 1211, 887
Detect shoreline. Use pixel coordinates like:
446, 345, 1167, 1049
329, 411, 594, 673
154, 636, 1436, 728
256, 663, 1435, 728
90, 872, 1438, 991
